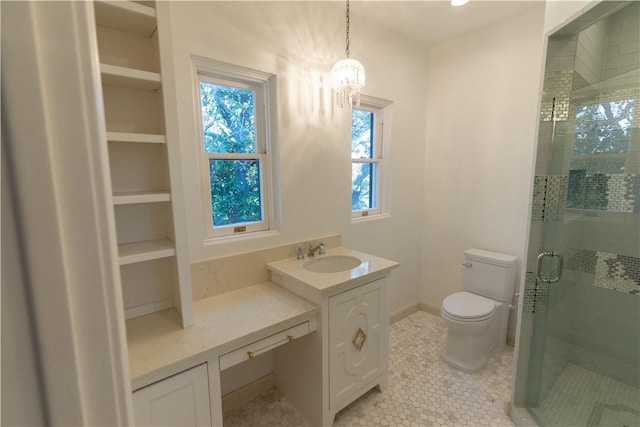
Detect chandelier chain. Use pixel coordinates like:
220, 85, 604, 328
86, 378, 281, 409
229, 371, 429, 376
345, 0, 350, 57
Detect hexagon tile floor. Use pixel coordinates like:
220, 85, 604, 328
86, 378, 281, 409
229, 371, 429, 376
225, 310, 515, 427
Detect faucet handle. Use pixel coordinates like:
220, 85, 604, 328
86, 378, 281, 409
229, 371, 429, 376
296, 246, 304, 260
319, 242, 325, 255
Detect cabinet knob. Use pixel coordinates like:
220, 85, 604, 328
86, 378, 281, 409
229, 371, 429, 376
352, 328, 367, 351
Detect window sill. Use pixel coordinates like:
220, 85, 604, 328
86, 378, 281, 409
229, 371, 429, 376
351, 212, 391, 224
203, 229, 282, 247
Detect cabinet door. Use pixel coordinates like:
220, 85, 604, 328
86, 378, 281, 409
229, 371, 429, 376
133, 364, 211, 427
329, 278, 384, 409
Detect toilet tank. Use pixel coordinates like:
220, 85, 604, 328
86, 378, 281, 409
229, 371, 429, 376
464, 249, 517, 302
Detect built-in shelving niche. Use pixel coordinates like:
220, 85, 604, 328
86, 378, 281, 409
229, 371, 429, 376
95, 0, 193, 327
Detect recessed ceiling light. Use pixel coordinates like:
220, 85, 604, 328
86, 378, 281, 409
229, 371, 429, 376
451, 0, 469, 6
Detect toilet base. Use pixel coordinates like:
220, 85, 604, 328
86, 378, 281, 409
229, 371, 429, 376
441, 349, 488, 373
440, 321, 495, 373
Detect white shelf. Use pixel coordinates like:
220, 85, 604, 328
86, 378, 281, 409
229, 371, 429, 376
113, 191, 171, 205
101, 63, 161, 91
107, 132, 166, 144
119, 239, 176, 265
94, 0, 157, 37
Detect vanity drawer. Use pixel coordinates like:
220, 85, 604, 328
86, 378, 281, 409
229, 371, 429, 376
219, 321, 310, 370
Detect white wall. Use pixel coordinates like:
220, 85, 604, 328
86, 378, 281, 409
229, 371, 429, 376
162, 1, 428, 315
420, 9, 545, 337
543, 1, 592, 35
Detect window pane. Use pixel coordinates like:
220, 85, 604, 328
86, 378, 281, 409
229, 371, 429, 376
209, 159, 262, 226
352, 109, 374, 158
352, 162, 377, 210
200, 81, 256, 153
573, 99, 634, 155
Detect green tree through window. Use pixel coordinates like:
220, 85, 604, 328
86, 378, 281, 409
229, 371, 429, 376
351, 100, 388, 218
574, 98, 634, 155
200, 82, 256, 154
351, 108, 374, 210
199, 81, 263, 227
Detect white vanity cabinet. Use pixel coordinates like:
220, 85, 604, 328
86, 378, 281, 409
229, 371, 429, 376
133, 363, 212, 427
267, 247, 398, 426
328, 277, 387, 412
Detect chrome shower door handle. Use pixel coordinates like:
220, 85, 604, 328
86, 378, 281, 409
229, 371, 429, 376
536, 251, 563, 284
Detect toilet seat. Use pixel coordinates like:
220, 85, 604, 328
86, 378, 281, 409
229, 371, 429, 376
442, 292, 495, 321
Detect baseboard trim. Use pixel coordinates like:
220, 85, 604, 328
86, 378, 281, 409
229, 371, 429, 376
420, 303, 440, 317
222, 373, 275, 414
389, 302, 421, 324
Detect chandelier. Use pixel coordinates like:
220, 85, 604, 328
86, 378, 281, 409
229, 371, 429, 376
330, 0, 365, 108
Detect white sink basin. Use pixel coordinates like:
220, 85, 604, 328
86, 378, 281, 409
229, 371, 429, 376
303, 255, 362, 273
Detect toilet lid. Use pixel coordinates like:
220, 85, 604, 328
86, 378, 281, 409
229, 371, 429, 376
442, 292, 495, 320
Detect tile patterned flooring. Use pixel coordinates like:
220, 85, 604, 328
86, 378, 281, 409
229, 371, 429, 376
225, 311, 515, 427
531, 364, 640, 427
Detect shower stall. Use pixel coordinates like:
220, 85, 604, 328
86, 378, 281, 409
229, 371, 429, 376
512, 1, 639, 426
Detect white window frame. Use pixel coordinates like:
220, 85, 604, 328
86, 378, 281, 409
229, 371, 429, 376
193, 56, 280, 239
351, 96, 391, 220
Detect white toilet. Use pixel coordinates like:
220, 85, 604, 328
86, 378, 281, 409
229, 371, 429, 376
440, 248, 517, 372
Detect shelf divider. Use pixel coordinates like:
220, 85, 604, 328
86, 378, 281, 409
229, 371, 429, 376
107, 132, 166, 144
113, 191, 171, 205
101, 63, 161, 91
119, 239, 176, 265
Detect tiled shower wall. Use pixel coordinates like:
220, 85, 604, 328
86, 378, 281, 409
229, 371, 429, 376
525, 36, 640, 311
517, 5, 640, 407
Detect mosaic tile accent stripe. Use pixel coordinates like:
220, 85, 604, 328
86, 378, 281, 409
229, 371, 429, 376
540, 70, 573, 122
566, 249, 640, 295
523, 272, 550, 313
597, 253, 640, 294
547, 176, 568, 219
531, 176, 547, 222
533, 174, 640, 219
531, 176, 568, 221
567, 173, 640, 212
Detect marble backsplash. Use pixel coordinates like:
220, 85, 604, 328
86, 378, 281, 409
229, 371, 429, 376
190, 235, 341, 301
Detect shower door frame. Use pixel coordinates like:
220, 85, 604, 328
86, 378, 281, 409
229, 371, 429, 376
511, 1, 640, 425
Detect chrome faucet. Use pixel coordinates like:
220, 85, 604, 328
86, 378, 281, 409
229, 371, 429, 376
296, 245, 305, 260
308, 242, 325, 257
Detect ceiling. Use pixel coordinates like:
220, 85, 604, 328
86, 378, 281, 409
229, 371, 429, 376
349, 0, 544, 46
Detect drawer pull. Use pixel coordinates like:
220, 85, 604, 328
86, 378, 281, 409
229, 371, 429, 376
352, 328, 367, 352
220, 321, 310, 370
246, 334, 297, 359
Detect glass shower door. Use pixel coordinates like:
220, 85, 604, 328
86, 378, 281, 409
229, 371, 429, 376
516, 2, 640, 426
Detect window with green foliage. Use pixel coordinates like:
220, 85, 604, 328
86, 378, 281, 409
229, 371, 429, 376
566, 98, 635, 210
573, 98, 634, 155
196, 60, 278, 238
351, 100, 388, 218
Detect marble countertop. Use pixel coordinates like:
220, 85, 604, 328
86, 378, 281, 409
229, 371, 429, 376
266, 247, 399, 297
126, 282, 319, 390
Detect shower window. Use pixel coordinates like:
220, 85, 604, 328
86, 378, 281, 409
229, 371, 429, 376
567, 98, 635, 210
573, 98, 634, 156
